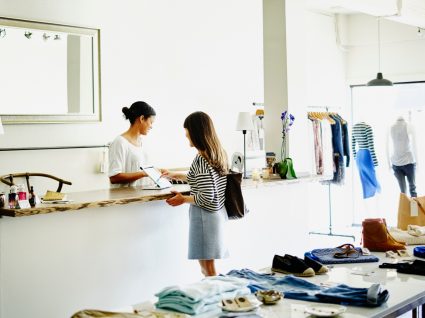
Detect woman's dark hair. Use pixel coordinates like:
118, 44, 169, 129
122, 101, 156, 125
184, 111, 228, 175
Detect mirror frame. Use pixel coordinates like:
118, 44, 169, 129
0, 17, 101, 124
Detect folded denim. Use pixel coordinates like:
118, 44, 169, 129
226, 268, 389, 307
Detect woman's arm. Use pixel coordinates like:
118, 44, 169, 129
109, 171, 147, 184
165, 171, 188, 182
166, 191, 194, 206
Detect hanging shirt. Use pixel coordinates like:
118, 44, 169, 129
390, 118, 415, 166
321, 121, 334, 178
351, 122, 378, 167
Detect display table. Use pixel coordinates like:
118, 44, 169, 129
116, 251, 425, 318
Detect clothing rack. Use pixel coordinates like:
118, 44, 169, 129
307, 106, 355, 242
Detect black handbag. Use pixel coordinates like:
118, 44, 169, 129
224, 170, 248, 219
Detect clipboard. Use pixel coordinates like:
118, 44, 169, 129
140, 166, 172, 189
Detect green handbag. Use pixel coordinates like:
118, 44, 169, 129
277, 158, 297, 180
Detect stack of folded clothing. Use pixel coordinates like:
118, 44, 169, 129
155, 276, 250, 315
389, 226, 425, 245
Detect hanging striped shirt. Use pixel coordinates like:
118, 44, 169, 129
187, 154, 227, 212
351, 122, 378, 166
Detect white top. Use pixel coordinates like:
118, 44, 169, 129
389, 118, 416, 166
108, 135, 153, 188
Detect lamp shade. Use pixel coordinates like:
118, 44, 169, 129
0, 117, 4, 135
236, 112, 254, 131
367, 18, 393, 87
367, 72, 393, 87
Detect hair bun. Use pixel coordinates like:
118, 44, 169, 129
122, 107, 131, 119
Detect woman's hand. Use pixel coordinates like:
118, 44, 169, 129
159, 168, 169, 176
166, 191, 186, 206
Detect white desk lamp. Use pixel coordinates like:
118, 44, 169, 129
236, 112, 254, 179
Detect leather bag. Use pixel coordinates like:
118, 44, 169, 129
397, 193, 425, 230
224, 170, 248, 220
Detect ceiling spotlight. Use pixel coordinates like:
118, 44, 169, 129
0, 28, 6, 38
43, 33, 51, 40
54, 34, 61, 40
24, 31, 32, 39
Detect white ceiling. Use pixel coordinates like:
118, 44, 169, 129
305, 0, 425, 29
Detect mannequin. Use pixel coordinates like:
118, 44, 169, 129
387, 115, 417, 197
352, 121, 380, 199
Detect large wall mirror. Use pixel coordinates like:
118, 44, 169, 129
0, 17, 101, 124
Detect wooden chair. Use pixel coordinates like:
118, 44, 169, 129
0, 173, 72, 192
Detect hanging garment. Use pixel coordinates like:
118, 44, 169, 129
330, 115, 345, 184
311, 120, 324, 175
340, 119, 350, 167
356, 149, 381, 199
321, 121, 334, 179
351, 122, 378, 166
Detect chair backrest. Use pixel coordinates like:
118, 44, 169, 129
0, 173, 72, 192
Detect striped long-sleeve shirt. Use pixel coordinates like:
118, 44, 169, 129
187, 154, 227, 212
351, 122, 378, 166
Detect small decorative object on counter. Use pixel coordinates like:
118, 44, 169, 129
251, 168, 261, 181
0, 193, 5, 208
17, 184, 27, 200
29, 186, 36, 208
262, 167, 270, 179
8, 185, 18, 209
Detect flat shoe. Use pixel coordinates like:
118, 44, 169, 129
272, 254, 315, 277
304, 255, 329, 274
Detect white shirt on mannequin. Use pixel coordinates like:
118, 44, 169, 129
387, 116, 417, 167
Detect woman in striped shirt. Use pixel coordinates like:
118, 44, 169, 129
166, 111, 228, 276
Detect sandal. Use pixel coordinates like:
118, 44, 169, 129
333, 244, 360, 259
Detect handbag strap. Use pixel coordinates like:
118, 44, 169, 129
414, 197, 425, 211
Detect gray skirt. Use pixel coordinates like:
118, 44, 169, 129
188, 204, 229, 260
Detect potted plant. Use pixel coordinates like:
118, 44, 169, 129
276, 111, 297, 179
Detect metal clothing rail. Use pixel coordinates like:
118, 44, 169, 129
309, 182, 355, 241
307, 105, 355, 241
0, 145, 109, 152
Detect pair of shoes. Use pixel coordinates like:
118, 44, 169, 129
272, 254, 328, 277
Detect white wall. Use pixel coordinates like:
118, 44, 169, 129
0, 0, 263, 193
345, 14, 425, 84
285, 3, 349, 174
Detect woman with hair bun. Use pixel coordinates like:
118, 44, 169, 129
109, 101, 163, 187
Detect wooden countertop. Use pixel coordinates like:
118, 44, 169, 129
0, 174, 330, 218
0, 184, 191, 217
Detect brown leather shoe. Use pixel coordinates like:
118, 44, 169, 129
362, 218, 406, 252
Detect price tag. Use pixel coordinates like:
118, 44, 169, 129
410, 200, 419, 217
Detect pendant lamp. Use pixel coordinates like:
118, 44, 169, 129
367, 18, 393, 87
